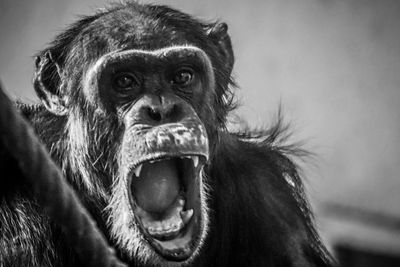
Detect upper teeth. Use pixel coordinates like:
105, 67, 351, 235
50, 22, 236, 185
192, 156, 199, 167
133, 155, 200, 178
185, 156, 199, 167
134, 164, 143, 177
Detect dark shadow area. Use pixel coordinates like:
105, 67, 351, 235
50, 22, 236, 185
336, 245, 400, 267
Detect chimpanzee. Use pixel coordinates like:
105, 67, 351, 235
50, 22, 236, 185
0, 2, 334, 267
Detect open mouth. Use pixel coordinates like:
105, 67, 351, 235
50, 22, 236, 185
128, 154, 206, 261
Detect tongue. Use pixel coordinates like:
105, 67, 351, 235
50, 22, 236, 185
132, 159, 180, 214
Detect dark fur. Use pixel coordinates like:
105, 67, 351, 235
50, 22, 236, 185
0, 2, 334, 266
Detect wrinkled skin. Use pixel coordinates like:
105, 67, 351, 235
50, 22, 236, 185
0, 2, 334, 267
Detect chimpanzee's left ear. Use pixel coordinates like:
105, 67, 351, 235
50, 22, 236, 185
207, 22, 235, 75
33, 50, 68, 116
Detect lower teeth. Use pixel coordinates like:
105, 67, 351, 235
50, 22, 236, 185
147, 221, 184, 237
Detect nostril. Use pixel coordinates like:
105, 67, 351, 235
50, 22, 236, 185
147, 107, 162, 122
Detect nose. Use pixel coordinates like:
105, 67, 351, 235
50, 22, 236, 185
140, 95, 184, 124
145, 104, 180, 123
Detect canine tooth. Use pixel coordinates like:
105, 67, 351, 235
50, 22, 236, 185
180, 209, 194, 224
192, 156, 199, 167
134, 164, 143, 177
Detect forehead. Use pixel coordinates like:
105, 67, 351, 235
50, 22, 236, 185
75, 6, 207, 57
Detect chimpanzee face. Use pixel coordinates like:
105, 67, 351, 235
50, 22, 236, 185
80, 46, 214, 263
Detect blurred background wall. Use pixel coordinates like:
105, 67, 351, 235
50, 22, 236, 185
1, 0, 400, 265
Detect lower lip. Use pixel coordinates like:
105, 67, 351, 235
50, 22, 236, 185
146, 219, 197, 261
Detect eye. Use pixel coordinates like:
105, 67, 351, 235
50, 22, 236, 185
113, 73, 139, 92
171, 68, 194, 86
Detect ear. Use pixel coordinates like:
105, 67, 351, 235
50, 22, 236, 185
207, 22, 234, 75
33, 50, 68, 116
